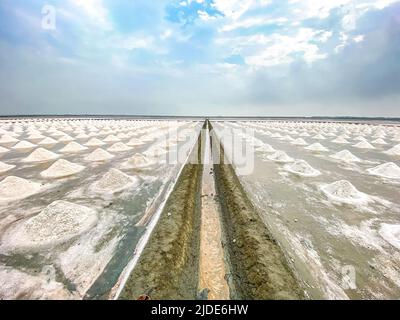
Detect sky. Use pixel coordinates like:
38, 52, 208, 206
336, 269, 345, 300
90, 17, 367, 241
0, 0, 399, 117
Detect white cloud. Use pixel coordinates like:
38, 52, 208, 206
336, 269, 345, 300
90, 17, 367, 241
70, 0, 111, 30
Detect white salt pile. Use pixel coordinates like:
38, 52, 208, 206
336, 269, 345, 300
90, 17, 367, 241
84, 138, 105, 147
84, 148, 114, 162
352, 141, 375, 149
379, 224, 400, 250
320, 180, 372, 205
103, 135, 120, 143
256, 144, 275, 153
127, 137, 145, 147
372, 138, 387, 145
283, 160, 321, 177
123, 153, 153, 169
107, 142, 132, 152
385, 144, 400, 156
330, 150, 361, 163
38, 137, 58, 146
0, 176, 42, 202
266, 151, 294, 163
0, 161, 15, 174
2, 201, 98, 250
332, 137, 349, 144
305, 143, 328, 152
0, 134, 19, 146
313, 134, 326, 140
41, 159, 85, 179
22, 148, 59, 163
59, 142, 87, 153
354, 136, 367, 142
27, 133, 45, 142
291, 138, 308, 146
0, 146, 9, 155
12, 140, 37, 150
367, 162, 400, 180
58, 135, 74, 143
91, 168, 139, 194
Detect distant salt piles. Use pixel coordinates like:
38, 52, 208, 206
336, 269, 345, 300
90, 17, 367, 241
84, 138, 105, 147
91, 168, 139, 194
107, 142, 132, 152
41, 159, 85, 179
84, 148, 114, 162
352, 141, 375, 149
0, 176, 42, 202
321, 180, 372, 205
332, 137, 349, 144
38, 137, 58, 146
367, 162, 400, 180
2, 201, 98, 250
0, 161, 15, 174
123, 153, 153, 169
58, 135, 74, 143
127, 138, 145, 147
291, 138, 307, 146
305, 143, 328, 152
12, 140, 37, 151
313, 134, 326, 140
283, 160, 321, 177
0, 134, 19, 147
330, 150, 361, 163
256, 144, 275, 153
266, 151, 294, 163
22, 148, 59, 163
372, 138, 387, 145
59, 142, 87, 153
379, 224, 400, 250
385, 144, 400, 156
103, 135, 120, 143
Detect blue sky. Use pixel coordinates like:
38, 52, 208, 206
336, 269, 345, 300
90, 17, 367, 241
0, 0, 399, 116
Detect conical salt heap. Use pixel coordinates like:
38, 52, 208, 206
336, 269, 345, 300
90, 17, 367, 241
1, 200, 98, 250
59, 142, 87, 153
126, 137, 145, 147
266, 151, 294, 163
84, 148, 114, 162
0, 161, 15, 174
332, 137, 349, 144
123, 153, 153, 169
41, 159, 85, 179
379, 224, 400, 250
38, 137, 58, 146
321, 180, 372, 205
22, 148, 59, 163
284, 160, 321, 177
91, 168, 138, 194
291, 138, 307, 146
256, 144, 275, 153
330, 150, 361, 163
0, 134, 19, 147
0, 176, 42, 202
58, 135, 74, 143
367, 162, 400, 180
0, 146, 9, 155
103, 135, 120, 143
84, 138, 105, 147
12, 141, 37, 150
385, 144, 400, 156
372, 138, 387, 145
353, 141, 375, 149
107, 142, 132, 152
305, 143, 328, 152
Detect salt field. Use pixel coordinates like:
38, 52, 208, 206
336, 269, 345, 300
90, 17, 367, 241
212, 120, 400, 299
0, 117, 201, 299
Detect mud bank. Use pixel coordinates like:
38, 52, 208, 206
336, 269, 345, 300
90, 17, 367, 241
118, 134, 203, 300
210, 123, 304, 300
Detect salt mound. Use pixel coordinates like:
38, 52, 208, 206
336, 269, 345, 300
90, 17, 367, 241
0, 176, 42, 202
41, 159, 85, 179
0, 146, 9, 155
332, 137, 349, 144
353, 141, 375, 149
12, 140, 36, 150
372, 138, 387, 145
22, 148, 59, 163
91, 168, 138, 194
330, 150, 361, 163
84, 148, 114, 162
103, 135, 120, 143
305, 143, 328, 152
0, 161, 15, 174
84, 138, 105, 147
321, 180, 371, 205
0, 134, 19, 146
107, 142, 132, 152
367, 162, 400, 180
58, 135, 74, 143
59, 142, 87, 153
27, 133, 44, 141
284, 160, 321, 177
379, 224, 400, 250
291, 138, 307, 146
2, 201, 98, 250
38, 137, 57, 146
127, 137, 145, 147
385, 144, 400, 156
123, 153, 153, 169
256, 144, 275, 153
266, 151, 294, 163
313, 134, 326, 140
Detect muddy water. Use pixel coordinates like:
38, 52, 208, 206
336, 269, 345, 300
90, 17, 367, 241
0, 119, 202, 299
212, 121, 400, 299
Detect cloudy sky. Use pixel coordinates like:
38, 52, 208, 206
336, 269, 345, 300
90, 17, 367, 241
0, 0, 399, 116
